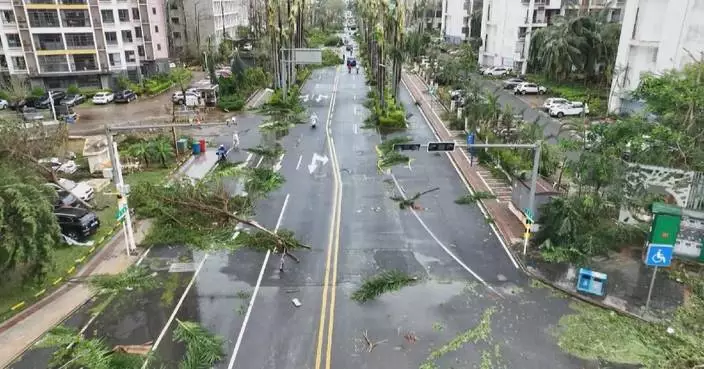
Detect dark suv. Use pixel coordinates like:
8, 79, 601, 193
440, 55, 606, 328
36, 91, 66, 109
55, 207, 100, 240
114, 90, 137, 103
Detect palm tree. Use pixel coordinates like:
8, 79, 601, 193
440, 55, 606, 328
148, 140, 175, 167
127, 141, 151, 168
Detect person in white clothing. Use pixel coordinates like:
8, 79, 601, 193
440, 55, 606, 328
233, 131, 240, 150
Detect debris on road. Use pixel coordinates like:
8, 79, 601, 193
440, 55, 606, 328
292, 298, 302, 307
112, 341, 153, 356
351, 270, 419, 303
360, 330, 387, 352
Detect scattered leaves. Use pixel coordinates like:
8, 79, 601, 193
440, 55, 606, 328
173, 319, 224, 369
88, 266, 160, 295
455, 191, 496, 204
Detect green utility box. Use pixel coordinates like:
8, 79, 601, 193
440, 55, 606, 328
649, 203, 681, 245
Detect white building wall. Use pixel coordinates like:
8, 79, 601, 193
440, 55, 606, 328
608, 0, 704, 113
441, 0, 468, 42
479, 0, 527, 69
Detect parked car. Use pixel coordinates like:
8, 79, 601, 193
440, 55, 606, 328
114, 90, 137, 103
36, 91, 66, 109
549, 102, 589, 118
514, 82, 547, 95
0, 99, 7, 109
92, 91, 114, 104
502, 78, 524, 89
22, 107, 45, 121
172, 90, 200, 104
47, 178, 95, 202
482, 66, 511, 77
54, 104, 79, 121
61, 94, 86, 106
38, 157, 78, 174
542, 97, 570, 111
55, 207, 100, 240
49, 187, 80, 209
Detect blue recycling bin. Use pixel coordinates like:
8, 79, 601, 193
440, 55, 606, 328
192, 141, 201, 155
576, 268, 607, 297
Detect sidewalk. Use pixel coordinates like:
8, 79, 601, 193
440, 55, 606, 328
0, 146, 226, 367
401, 70, 686, 320
0, 220, 151, 368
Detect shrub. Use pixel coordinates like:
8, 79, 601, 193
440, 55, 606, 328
217, 95, 245, 111
323, 35, 342, 47
80, 88, 112, 98
66, 84, 80, 94
31, 87, 45, 97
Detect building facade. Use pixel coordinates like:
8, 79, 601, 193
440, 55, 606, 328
0, 0, 169, 90
174, 0, 248, 58
478, 0, 625, 72
441, 0, 471, 43
608, 0, 704, 114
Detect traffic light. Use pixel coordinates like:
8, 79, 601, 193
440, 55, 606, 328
427, 142, 455, 152
393, 143, 422, 151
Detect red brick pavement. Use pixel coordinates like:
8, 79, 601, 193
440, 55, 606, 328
402, 72, 524, 245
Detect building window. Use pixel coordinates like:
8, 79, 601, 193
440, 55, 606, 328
101, 9, 114, 23
6, 33, 21, 48
134, 26, 142, 38
0, 55, 7, 68
157, 43, 161, 50
61, 10, 90, 27
137, 45, 145, 56
65, 33, 94, 48
152, 7, 156, 14
2, 10, 15, 24
12, 56, 26, 70
171, 17, 179, 24
118, 9, 129, 22
125, 50, 136, 62
105, 31, 118, 44
35, 33, 63, 50
154, 25, 159, 33
173, 31, 181, 39
28, 10, 60, 27
131, 8, 140, 20
109, 52, 120, 66
121, 30, 133, 42
170, 2, 178, 10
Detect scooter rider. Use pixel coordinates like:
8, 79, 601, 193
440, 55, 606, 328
216, 144, 227, 161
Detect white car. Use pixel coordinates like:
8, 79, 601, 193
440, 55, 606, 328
92, 92, 114, 105
482, 66, 511, 77
542, 98, 569, 111
514, 82, 547, 95
0, 99, 7, 109
39, 158, 79, 174
48, 178, 95, 202
549, 102, 590, 118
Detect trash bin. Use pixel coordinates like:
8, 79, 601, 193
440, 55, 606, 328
176, 138, 187, 152
576, 268, 607, 296
199, 139, 206, 153
192, 141, 201, 155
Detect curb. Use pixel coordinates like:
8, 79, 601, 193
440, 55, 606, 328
0, 220, 124, 331
402, 71, 650, 323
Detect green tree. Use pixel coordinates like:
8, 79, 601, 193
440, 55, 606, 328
0, 76, 30, 116
170, 66, 193, 95
148, 139, 175, 167
0, 164, 61, 281
127, 142, 151, 168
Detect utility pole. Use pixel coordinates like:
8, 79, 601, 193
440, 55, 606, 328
104, 122, 231, 256
220, 0, 226, 40
521, 0, 536, 76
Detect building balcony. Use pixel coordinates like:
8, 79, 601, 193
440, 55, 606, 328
521, 0, 550, 5
40, 63, 70, 72
61, 0, 88, 4
27, 0, 56, 4
35, 43, 65, 51
71, 62, 98, 71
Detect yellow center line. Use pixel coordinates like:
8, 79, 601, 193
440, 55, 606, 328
314, 66, 342, 369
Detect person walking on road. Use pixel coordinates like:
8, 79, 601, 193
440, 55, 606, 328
233, 131, 240, 151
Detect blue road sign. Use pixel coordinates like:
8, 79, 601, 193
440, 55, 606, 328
645, 243, 674, 267
467, 132, 476, 161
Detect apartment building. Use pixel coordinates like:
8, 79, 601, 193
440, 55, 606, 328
608, 0, 704, 114
441, 0, 470, 43
0, 0, 169, 90
478, 0, 625, 72
174, 0, 248, 57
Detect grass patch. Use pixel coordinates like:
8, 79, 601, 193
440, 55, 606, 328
351, 270, 418, 303
124, 167, 173, 187
455, 191, 496, 204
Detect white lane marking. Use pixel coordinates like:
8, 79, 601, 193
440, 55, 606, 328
353, 106, 358, 116
228, 193, 290, 369
353, 94, 356, 101
390, 174, 501, 296
401, 77, 519, 269
256, 156, 264, 168
273, 154, 284, 172
141, 255, 209, 368
353, 124, 358, 135
296, 155, 303, 170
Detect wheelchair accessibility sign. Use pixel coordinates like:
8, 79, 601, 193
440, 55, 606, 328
645, 243, 674, 267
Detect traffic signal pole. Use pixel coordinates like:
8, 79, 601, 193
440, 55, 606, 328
396, 140, 542, 255
104, 122, 230, 256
